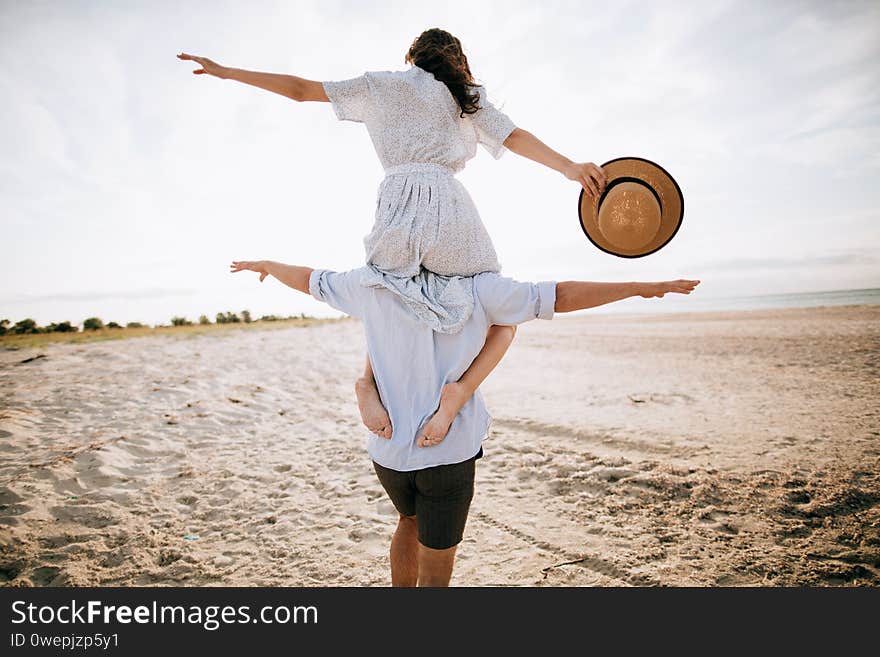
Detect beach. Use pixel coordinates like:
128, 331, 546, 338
1, 304, 878, 587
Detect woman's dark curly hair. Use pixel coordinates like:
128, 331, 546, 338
404, 28, 482, 118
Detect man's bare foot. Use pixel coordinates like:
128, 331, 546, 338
355, 377, 392, 439
417, 382, 472, 448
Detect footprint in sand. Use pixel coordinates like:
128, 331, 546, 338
30, 565, 65, 586
0, 560, 26, 583
591, 466, 638, 483
37, 533, 95, 549
627, 392, 696, 405
0, 488, 30, 525
697, 508, 740, 535
157, 550, 183, 567
50, 505, 118, 529
784, 489, 811, 504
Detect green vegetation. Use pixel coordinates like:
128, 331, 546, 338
0, 311, 342, 349
46, 321, 77, 333
1, 318, 79, 335
12, 319, 40, 334
83, 317, 104, 331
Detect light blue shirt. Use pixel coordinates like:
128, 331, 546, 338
309, 268, 556, 471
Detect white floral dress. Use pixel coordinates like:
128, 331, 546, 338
322, 64, 517, 333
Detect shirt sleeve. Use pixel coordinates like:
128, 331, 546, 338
469, 85, 517, 159
308, 268, 365, 319
322, 73, 374, 123
474, 273, 556, 325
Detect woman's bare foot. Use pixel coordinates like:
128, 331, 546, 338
417, 382, 472, 448
355, 377, 392, 439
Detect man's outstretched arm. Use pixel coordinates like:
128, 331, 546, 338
230, 260, 313, 293
232, 261, 699, 311
554, 279, 700, 313
475, 275, 702, 329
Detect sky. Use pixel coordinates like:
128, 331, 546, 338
1, 0, 878, 326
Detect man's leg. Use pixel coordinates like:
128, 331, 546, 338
412, 454, 477, 586
373, 461, 420, 586
390, 514, 419, 587
417, 544, 457, 587
417, 324, 516, 447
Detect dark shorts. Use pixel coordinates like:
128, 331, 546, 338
372, 448, 482, 550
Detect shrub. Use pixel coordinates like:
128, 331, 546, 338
259, 314, 281, 322
171, 316, 193, 326
198, 315, 210, 325
106, 321, 121, 329
11, 318, 40, 334
126, 322, 144, 329
46, 321, 77, 333
242, 310, 252, 323
83, 317, 104, 331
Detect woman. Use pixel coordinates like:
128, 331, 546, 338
178, 28, 607, 447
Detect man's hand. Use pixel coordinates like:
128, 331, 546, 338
230, 260, 269, 282
638, 279, 701, 298
177, 52, 229, 79
562, 161, 607, 199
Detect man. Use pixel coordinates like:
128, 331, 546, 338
230, 259, 699, 586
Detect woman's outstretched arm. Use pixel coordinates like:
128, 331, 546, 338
504, 128, 607, 199
177, 53, 329, 102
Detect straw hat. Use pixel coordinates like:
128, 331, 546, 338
578, 156, 684, 258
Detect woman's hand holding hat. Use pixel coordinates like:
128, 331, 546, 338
563, 161, 607, 199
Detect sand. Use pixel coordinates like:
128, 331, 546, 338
1, 305, 878, 586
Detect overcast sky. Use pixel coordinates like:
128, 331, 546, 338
1, 0, 878, 325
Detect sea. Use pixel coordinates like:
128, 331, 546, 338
584, 287, 880, 316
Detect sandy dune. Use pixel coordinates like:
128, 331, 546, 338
1, 305, 878, 586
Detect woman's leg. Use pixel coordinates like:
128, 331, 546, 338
355, 354, 392, 439
417, 324, 516, 447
